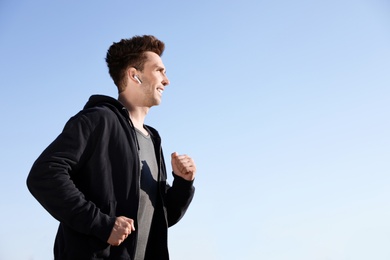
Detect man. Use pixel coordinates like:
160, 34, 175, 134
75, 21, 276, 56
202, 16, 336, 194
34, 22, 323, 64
27, 35, 196, 260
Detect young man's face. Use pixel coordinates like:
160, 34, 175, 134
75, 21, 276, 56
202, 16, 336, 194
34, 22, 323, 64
137, 51, 170, 107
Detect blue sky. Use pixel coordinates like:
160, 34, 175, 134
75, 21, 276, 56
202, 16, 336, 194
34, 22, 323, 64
1, 0, 389, 259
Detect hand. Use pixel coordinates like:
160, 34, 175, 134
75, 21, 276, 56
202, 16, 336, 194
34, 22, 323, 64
171, 152, 196, 181
107, 216, 135, 246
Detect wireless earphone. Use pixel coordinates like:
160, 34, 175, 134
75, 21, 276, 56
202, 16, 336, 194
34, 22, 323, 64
134, 75, 142, 84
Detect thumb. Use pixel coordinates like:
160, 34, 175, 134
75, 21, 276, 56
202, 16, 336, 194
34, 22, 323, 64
131, 222, 135, 231
171, 152, 178, 159
125, 218, 136, 231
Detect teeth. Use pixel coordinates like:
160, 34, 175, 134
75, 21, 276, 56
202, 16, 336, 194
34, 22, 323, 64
158, 89, 163, 94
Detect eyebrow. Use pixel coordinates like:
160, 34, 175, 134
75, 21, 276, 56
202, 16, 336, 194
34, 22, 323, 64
154, 65, 166, 73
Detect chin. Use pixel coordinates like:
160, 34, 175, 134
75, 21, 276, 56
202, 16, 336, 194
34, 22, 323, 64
150, 100, 161, 107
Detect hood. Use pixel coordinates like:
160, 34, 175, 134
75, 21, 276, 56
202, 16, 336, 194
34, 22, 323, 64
84, 94, 123, 110
84, 95, 161, 150
84, 94, 130, 121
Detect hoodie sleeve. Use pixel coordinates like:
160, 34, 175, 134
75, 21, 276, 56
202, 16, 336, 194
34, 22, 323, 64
165, 173, 195, 227
26, 111, 116, 242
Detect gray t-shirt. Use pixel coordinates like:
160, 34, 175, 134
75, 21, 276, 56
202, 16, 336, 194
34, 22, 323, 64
134, 129, 159, 260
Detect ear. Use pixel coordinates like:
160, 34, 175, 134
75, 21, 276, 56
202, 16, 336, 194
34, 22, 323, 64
127, 67, 140, 84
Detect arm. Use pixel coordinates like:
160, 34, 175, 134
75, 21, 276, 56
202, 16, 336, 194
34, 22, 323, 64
165, 152, 196, 226
26, 112, 115, 242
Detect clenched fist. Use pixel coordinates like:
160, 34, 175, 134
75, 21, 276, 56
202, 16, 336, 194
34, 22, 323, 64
107, 216, 135, 246
171, 152, 196, 181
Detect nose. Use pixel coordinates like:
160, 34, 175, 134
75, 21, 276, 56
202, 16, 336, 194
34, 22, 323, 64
162, 74, 170, 86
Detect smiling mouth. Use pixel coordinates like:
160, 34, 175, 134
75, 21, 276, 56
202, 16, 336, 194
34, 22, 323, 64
157, 89, 164, 94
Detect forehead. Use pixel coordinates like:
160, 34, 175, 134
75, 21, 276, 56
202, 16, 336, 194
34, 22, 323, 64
143, 51, 165, 69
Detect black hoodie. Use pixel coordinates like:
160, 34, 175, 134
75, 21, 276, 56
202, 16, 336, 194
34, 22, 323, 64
27, 95, 195, 260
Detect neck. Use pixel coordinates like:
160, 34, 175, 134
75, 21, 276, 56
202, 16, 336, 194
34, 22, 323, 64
118, 94, 149, 131
129, 110, 147, 131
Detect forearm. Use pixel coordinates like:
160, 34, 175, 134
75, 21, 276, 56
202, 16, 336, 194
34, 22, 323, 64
166, 173, 195, 227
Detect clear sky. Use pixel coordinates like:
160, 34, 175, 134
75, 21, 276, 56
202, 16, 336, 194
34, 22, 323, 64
1, 0, 389, 259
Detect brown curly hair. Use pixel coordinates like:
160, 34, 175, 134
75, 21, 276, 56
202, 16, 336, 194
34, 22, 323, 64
106, 35, 165, 92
